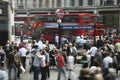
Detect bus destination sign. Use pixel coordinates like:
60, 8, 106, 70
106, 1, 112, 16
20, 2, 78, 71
60, 25, 93, 30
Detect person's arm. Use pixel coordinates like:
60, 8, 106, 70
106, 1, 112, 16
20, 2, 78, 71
88, 48, 92, 54
36, 52, 43, 58
14, 55, 19, 65
45, 52, 50, 65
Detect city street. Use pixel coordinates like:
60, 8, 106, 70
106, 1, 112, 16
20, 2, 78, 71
0, 0, 120, 80
18, 57, 120, 80
3, 44, 120, 80
19, 44, 80, 80
17, 44, 120, 80
20, 58, 80, 80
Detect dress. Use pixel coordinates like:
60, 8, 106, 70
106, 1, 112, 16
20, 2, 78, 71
67, 55, 74, 70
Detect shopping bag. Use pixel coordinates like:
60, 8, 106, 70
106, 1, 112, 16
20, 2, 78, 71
19, 65, 25, 73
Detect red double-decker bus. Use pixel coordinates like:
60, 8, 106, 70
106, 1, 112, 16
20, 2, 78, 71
31, 13, 105, 42
14, 15, 32, 36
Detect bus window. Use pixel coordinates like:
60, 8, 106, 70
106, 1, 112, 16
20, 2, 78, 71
34, 15, 79, 23
83, 16, 90, 20
43, 29, 58, 34
34, 16, 57, 22
15, 17, 27, 21
63, 16, 79, 22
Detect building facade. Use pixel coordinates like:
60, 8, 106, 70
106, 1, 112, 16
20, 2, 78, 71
14, 0, 120, 33
0, 0, 15, 45
14, 0, 119, 9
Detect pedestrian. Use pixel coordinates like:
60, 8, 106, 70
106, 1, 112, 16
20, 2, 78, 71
103, 51, 113, 69
87, 44, 98, 67
96, 36, 104, 48
36, 49, 47, 80
18, 43, 28, 69
0, 63, 8, 80
115, 40, 120, 64
67, 53, 75, 80
32, 45, 41, 80
80, 50, 89, 68
44, 46, 50, 79
67, 43, 77, 63
54, 34, 59, 49
3, 40, 13, 55
14, 48, 21, 79
49, 46, 58, 69
29, 45, 38, 73
0, 46, 5, 66
102, 51, 114, 80
56, 50, 67, 80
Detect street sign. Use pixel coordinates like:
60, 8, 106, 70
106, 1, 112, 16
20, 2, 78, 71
55, 9, 64, 19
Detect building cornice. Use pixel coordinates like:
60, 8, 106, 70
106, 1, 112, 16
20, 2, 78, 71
15, 5, 120, 14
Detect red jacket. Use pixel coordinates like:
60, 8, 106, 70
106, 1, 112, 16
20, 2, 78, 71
57, 55, 65, 68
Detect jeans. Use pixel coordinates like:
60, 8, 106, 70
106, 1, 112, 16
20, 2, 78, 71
41, 67, 47, 80
46, 65, 50, 78
57, 67, 67, 80
21, 57, 26, 69
8, 64, 18, 80
33, 66, 40, 80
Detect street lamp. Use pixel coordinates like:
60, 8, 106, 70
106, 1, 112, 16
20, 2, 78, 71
93, 8, 98, 46
20, 24, 23, 43
57, 19, 62, 49
55, 9, 64, 49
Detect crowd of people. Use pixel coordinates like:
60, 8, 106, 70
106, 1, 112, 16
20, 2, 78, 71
0, 33, 120, 80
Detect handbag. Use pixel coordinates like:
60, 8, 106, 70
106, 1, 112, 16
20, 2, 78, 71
19, 65, 25, 73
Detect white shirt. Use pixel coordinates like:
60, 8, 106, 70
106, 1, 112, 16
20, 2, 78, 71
88, 46, 98, 57
18, 47, 28, 57
26, 43, 32, 52
103, 56, 113, 68
55, 35, 59, 43
76, 36, 80, 43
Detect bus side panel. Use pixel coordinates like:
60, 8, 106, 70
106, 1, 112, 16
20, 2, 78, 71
43, 34, 54, 43
74, 30, 88, 35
